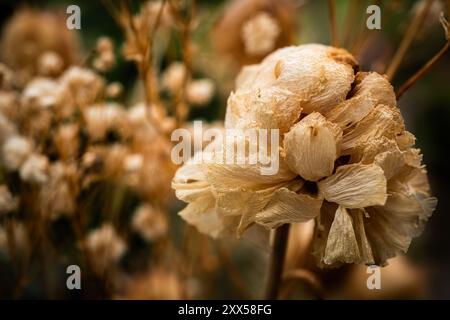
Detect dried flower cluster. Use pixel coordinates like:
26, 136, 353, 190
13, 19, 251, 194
173, 44, 437, 267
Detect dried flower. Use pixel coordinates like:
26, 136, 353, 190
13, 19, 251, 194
38, 51, 64, 77
162, 62, 187, 93
19, 153, 49, 185
173, 44, 437, 267
242, 12, 281, 56
85, 223, 126, 273
1, 135, 32, 171
93, 37, 116, 72
213, 0, 296, 65
0, 8, 80, 84
84, 103, 124, 141
39, 162, 78, 219
187, 79, 215, 106
131, 204, 168, 241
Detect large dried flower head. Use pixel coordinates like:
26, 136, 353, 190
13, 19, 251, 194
85, 223, 126, 274
1, 135, 32, 171
0, 8, 80, 84
213, 0, 296, 66
131, 204, 168, 242
173, 44, 437, 267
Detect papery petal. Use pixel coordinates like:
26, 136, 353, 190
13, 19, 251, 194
284, 112, 342, 181
225, 87, 302, 134
179, 193, 239, 238
323, 206, 360, 265
318, 163, 387, 208
255, 187, 323, 229
341, 105, 404, 155
325, 72, 395, 129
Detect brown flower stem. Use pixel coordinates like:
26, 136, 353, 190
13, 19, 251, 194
386, 0, 435, 81
263, 224, 290, 300
328, 0, 339, 47
396, 40, 450, 99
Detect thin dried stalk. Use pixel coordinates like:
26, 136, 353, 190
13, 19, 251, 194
263, 224, 290, 300
342, 0, 362, 48
169, 0, 195, 127
386, 0, 435, 80
328, 0, 339, 47
396, 12, 450, 99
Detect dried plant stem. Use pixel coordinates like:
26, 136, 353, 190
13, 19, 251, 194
263, 224, 290, 300
396, 40, 450, 99
342, 0, 362, 48
280, 268, 324, 299
328, 0, 339, 47
386, 0, 435, 80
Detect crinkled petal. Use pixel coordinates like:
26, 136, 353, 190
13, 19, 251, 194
255, 187, 323, 229
318, 163, 387, 208
323, 206, 360, 265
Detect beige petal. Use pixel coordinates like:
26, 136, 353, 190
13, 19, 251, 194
179, 193, 240, 238
284, 112, 342, 181
396, 131, 416, 150
325, 72, 395, 129
341, 105, 404, 155
225, 87, 302, 134
318, 163, 387, 208
323, 206, 360, 265
255, 187, 323, 229
364, 181, 436, 265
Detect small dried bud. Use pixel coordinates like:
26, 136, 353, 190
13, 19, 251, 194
105, 82, 123, 98
187, 79, 215, 106
38, 51, 64, 76
162, 62, 186, 93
